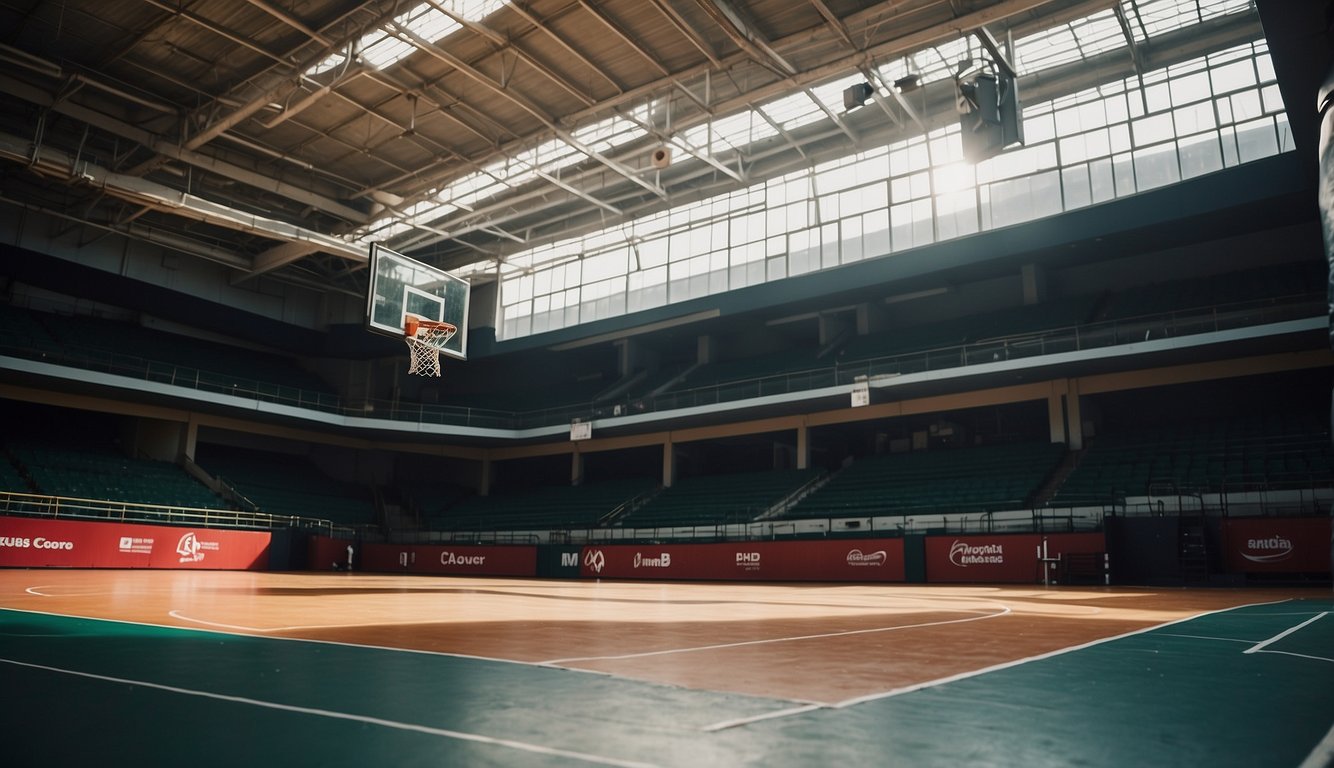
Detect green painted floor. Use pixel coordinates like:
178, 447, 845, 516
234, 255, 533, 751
2, 598, 1332, 767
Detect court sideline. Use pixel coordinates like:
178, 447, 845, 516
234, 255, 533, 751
1, 570, 1331, 766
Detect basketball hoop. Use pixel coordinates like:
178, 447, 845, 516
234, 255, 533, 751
404, 315, 457, 377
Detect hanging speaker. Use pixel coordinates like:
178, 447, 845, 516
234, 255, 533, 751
650, 147, 672, 168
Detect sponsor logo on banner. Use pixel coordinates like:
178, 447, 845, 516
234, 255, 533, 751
441, 551, 486, 566
633, 552, 671, 569
846, 549, 887, 566
584, 549, 606, 574
1241, 535, 1294, 563
949, 540, 1004, 567
176, 532, 219, 563
0, 536, 73, 550
736, 552, 761, 572
118, 536, 154, 555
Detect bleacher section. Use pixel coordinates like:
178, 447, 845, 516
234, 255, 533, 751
620, 469, 819, 528
197, 447, 376, 526
399, 478, 473, 523
0, 303, 336, 405
838, 296, 1096, 366
786, 442, 1067, 519
1050, 411, 1333, 506
428, 477, 657, 531
441, 377, 612, 414
1100, 262, 1325, 321
9, 443, 226, 509
0, 450, 32, 493
0, 303, 58, 353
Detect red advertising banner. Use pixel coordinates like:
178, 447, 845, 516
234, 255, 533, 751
1222, 517, 1332, 574
307, 536, 538, 577
925, 532, 1105, 583
579, 539, 905, 582
0, 517, 270, 570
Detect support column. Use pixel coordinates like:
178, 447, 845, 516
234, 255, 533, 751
1047, 380, 1067, 445
1021, 263, 1048, 305
662, 436, 676, 488
571, 446, 585, 486
179, 416, 199, 462
796, 423, 810, 470
615, 339, 636, 377
1066, 378, 1085, 450
478, 455, 493, 497
697, 334, 714, 364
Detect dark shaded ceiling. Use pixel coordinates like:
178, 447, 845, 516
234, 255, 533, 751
0, 0, 1274, 302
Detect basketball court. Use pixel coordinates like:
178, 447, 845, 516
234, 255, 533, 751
2, 570, 1331, 766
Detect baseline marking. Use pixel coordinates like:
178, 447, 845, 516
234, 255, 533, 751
1253, 649, 1334, 665
1300, 721, 1334, 768
701, 598, 1295, 732
167, 610, 402, 634
0, 606, 814, 709
1155, 633, 1256, 645
0, 656, 659, 768
543, 605, 1010, 665
1244, 612, 1328, 655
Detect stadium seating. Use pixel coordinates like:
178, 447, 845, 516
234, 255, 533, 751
838, 296, 1097, 367
619, 468, 820, 528
9, 442, 226, 510
428, 477, 657, 531
1100, 261, 1324, 321
197, 446, 376, 526
1050, 409, 1333, 506
0, 450, 32, 493
785, 441, 1067, 519
0, 303, 58, 353
0, 302, 337, 405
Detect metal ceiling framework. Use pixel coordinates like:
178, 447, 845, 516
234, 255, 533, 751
0, 0, 1265, 297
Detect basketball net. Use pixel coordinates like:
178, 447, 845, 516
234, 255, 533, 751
404, 316, 457, 377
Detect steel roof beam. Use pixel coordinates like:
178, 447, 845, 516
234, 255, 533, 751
421, 0, 598, 108
576, 0, 670, 78
507, 0, 624, 93
647, 0, 724, 69
242, 0, 334, 46
392, 22, 667, 200
0, 70, 368, 224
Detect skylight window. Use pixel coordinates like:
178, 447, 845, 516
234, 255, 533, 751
307, 0, 507, 76
1133, 0, 1252, 37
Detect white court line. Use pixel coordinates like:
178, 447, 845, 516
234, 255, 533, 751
1244, 612, 1328, 655
1253, 649, 1334, 665
1155, 633, 1256, 645
1300, 721, 1334, 768
0, 656, 658, 768
702, 704, 824, 733
543, 606, 1010, 665
0, 605, 818, 709
0, 605, 601, 675
702, 597, 1296, 732
167, 610, 403, 634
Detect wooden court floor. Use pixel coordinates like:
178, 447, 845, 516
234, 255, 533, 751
1, 570, 1332, 767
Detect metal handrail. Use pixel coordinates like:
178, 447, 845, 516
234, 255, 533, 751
1, 293, 1322, 431
0, 490, 342, 534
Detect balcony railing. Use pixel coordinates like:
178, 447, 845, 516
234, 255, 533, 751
0, 490, 347, 535
1, 293, 1320, 431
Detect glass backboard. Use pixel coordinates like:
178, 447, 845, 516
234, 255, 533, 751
365, 243, 469, 360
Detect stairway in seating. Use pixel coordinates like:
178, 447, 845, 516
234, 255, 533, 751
1035, 446, 1083, 507
1178, 513, 1209, 583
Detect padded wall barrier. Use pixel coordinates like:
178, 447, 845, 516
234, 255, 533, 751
0, 517, 270, 569
924, 533, 1106, 583
577, 539, 907, 581
1220, 517, 1332, 574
